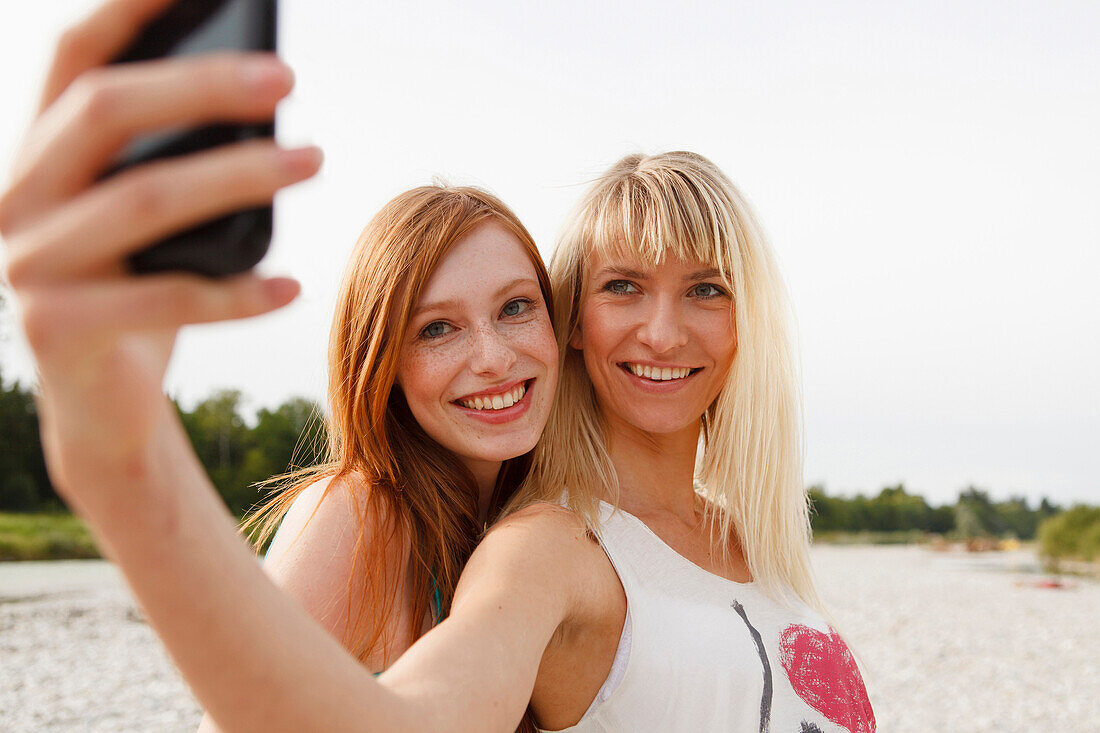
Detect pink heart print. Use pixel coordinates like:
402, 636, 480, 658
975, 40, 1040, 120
779, 624, 876, 733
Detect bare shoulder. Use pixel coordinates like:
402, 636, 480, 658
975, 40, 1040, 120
262, 472, 410, 644
491, 501, 590, 538
454, 503, 608, 618
484, 502, 602, 568
264, 471, 394, 569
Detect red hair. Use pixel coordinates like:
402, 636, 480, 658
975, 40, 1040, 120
243, 185, 551, 670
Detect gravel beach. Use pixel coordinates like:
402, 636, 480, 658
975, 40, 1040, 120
1, 546, 1096, 732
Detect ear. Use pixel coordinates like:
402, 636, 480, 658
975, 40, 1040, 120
568, 324, 583, 351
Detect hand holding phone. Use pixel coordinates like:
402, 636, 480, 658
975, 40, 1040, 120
0, 0, 320, 467
109, 0, 278, 277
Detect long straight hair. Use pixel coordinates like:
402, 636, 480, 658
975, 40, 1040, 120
509, 151, 826, 613
243, 185, 552, 668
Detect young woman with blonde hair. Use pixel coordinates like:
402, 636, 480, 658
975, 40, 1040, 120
5, 3, 874, 731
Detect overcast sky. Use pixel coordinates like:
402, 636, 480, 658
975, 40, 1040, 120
1, 0, 1097, 506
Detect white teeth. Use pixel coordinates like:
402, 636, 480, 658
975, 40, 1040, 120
458, 383, 527, 410
627, 363, 692, 381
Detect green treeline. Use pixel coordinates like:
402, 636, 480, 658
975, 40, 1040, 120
2, 372, 1098, 563
0, 371, 53, 511
174, 389, 327, 516
807, 484, 1064, 540
1, 373, 326, 517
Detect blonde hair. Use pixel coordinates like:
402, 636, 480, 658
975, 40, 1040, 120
510, 151, 825, 613
243, 185, 552, 667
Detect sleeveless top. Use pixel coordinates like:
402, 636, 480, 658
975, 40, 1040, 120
541, 502, 876, 733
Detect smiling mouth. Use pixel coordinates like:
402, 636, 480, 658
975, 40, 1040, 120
619, 363, 702, 382
454, 379, 532, 411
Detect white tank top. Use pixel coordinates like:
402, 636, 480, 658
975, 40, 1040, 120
541, 502, 876, 733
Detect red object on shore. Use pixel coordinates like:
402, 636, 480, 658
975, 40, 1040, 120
1015, 578, 1076, 590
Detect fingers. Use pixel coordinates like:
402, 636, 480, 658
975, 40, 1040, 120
38, 0, 178, 114
20, 272, 301, 362
5, 141, 322, 287
6, 53, 294, 226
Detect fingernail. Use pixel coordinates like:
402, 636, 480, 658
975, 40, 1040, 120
264, 277, 301, 304
241, 57, 294, 92
277, 146, 324, 176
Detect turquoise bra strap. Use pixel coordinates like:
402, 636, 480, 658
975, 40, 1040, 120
431, 575, 444, 624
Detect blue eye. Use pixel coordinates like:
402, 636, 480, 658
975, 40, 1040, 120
421, 321, 453, 339
501, 298, 531, 317
605, 280, 638, 295
691, 283, 726, 299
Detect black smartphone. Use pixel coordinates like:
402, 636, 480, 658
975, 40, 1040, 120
107, 0, 277, 277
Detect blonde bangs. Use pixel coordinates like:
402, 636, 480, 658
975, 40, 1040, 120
580, 156, 743, 290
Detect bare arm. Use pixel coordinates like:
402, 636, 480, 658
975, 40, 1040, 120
198, 474, 415, 733
4, 7, 582, 729
380, 504, 590, 729
77, 403, 404, 731
70, 400, 578, 732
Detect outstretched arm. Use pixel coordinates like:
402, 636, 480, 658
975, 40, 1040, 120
83, 401, 576, 733
380, 504, 590, 729
197, 472, 416, 733
80, 402, 408, 731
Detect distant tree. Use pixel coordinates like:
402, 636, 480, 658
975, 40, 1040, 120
846, 493, 874, 532
1038, 497, 1062, 519
1038, 505, 1100, 564
867, 484, 933, 532
927, 504, 956, 534
0, 370, 54, 511
993, 495, 1039, 540
237, 397, 327, 508
955, 487, 1004, 537
808, 485, 846, 532
174, 390, 328, 516
178, 389, 251, 514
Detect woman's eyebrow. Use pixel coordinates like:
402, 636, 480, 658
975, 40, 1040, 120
687, 268, 722, 282
595, 266, 648, 280
412, 277, 540, 317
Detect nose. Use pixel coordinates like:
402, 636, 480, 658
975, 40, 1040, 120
468, 322, 517, 376
635, 295, 688, 354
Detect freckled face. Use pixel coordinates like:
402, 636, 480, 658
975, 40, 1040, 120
571, 252, 737, 438
397, 222, 557, 467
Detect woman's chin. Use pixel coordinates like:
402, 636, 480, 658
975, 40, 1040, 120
455, 434, 539, 465
609, 408, 705, 439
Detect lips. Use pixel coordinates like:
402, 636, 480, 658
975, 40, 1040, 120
452, 378, 534, 413
455, 380, 528, 411
619, 362, 702, 382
